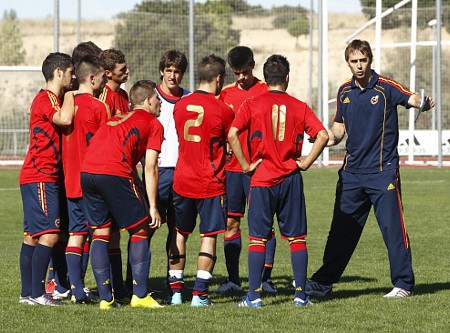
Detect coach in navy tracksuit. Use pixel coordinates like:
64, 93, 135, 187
306, 39, 434, 298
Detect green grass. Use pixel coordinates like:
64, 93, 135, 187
0, 168, 449, 333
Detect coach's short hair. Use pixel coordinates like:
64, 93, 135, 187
42, 52, 73, 82
263, 54, 290, 86
198, 54, 226, 83
100, 48, 126, 71
227, 46, 255, 69
130, 80, 157, 108
159, 50, 188, 74
345, 39, 373, 65
75, 55, 106, 83
72, 41, 102, 68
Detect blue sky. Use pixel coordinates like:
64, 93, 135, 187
0, 0, 362, 20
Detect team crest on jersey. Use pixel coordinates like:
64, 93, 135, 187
54, 218, 60, 228
371, 95, 379, 105
343, 97, 350, 104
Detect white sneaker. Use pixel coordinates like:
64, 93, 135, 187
52, 289, 71, 300
31, 294, 64, 306
19, 296, 36, 305
383, 287, 412, 298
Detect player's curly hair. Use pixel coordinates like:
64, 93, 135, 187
100, 48, 127, 71
159, 50, 188, 75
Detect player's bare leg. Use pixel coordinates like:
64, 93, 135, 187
192, 235, 217, 306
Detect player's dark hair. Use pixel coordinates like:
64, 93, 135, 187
159, 50, 188, 75
345, 39, 373, 65
198, 54, 226, 83
227, 46, 255, 69
42, 52, 73, 82
100, 48, 126, 71
263, 54, 290, 86
130, 80, 157, 108
75, 55, 106, 83
72, 41, 102, 68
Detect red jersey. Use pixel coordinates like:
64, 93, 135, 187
20, 90, 63, 185
232, 90, 325, 187
219, 78, 267, 172
82, 109, 163, 179
173, 90, 234, 198
99, 84, 129, 116
62, 93, 110, 198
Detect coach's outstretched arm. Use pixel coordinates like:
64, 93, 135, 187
296, 129, 329, 171
408, 93, 435, 110
228, 126, 262, 175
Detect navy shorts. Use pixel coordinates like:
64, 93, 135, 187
81, 173, 148, 230
226, 171, 250, 217
20, 182, 61, 238
248, 172, 307, 241
157, 167, 175, 221
67, 197, 89, 235
173, 191, 227, 236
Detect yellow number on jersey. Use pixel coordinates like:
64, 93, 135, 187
184, 105, 204, 142
271, 104, 286, 141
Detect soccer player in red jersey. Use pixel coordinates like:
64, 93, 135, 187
228, 54, 329, 307
215, 46, 277, 294
98, 48, 132, 299
62, 55, 109, 303
167, 55, 234, 307
81, 80, 164, 309
19, 52, 75, 306
99, 48, 130, 116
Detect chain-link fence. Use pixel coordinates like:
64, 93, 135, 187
0, 0, 448, 165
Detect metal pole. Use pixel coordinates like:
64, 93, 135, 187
53, 0, 60, 52
321, 0, 329, 167
407, 0, 418, 164
189, 0, 195, 91
436, 0, 442, 167
375, 0, 382, 73
308, 0, 313, 108
77, 0, 81, 45
428, 19, 437, 131
317, 0, 323, 167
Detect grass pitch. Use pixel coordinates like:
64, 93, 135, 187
0, 167, 449, 333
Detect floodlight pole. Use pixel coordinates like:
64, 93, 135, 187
53, 0, 60, 52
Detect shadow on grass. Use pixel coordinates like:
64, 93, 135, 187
147, 274, 450, 305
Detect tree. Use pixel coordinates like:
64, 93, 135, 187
287, 18, 309, 48
114, 0, 238, 86
272, 5, 309, 29
0, 10, 26, 65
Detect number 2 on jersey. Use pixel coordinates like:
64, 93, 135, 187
184, 105, 204, 142
272, 104, 286, 141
